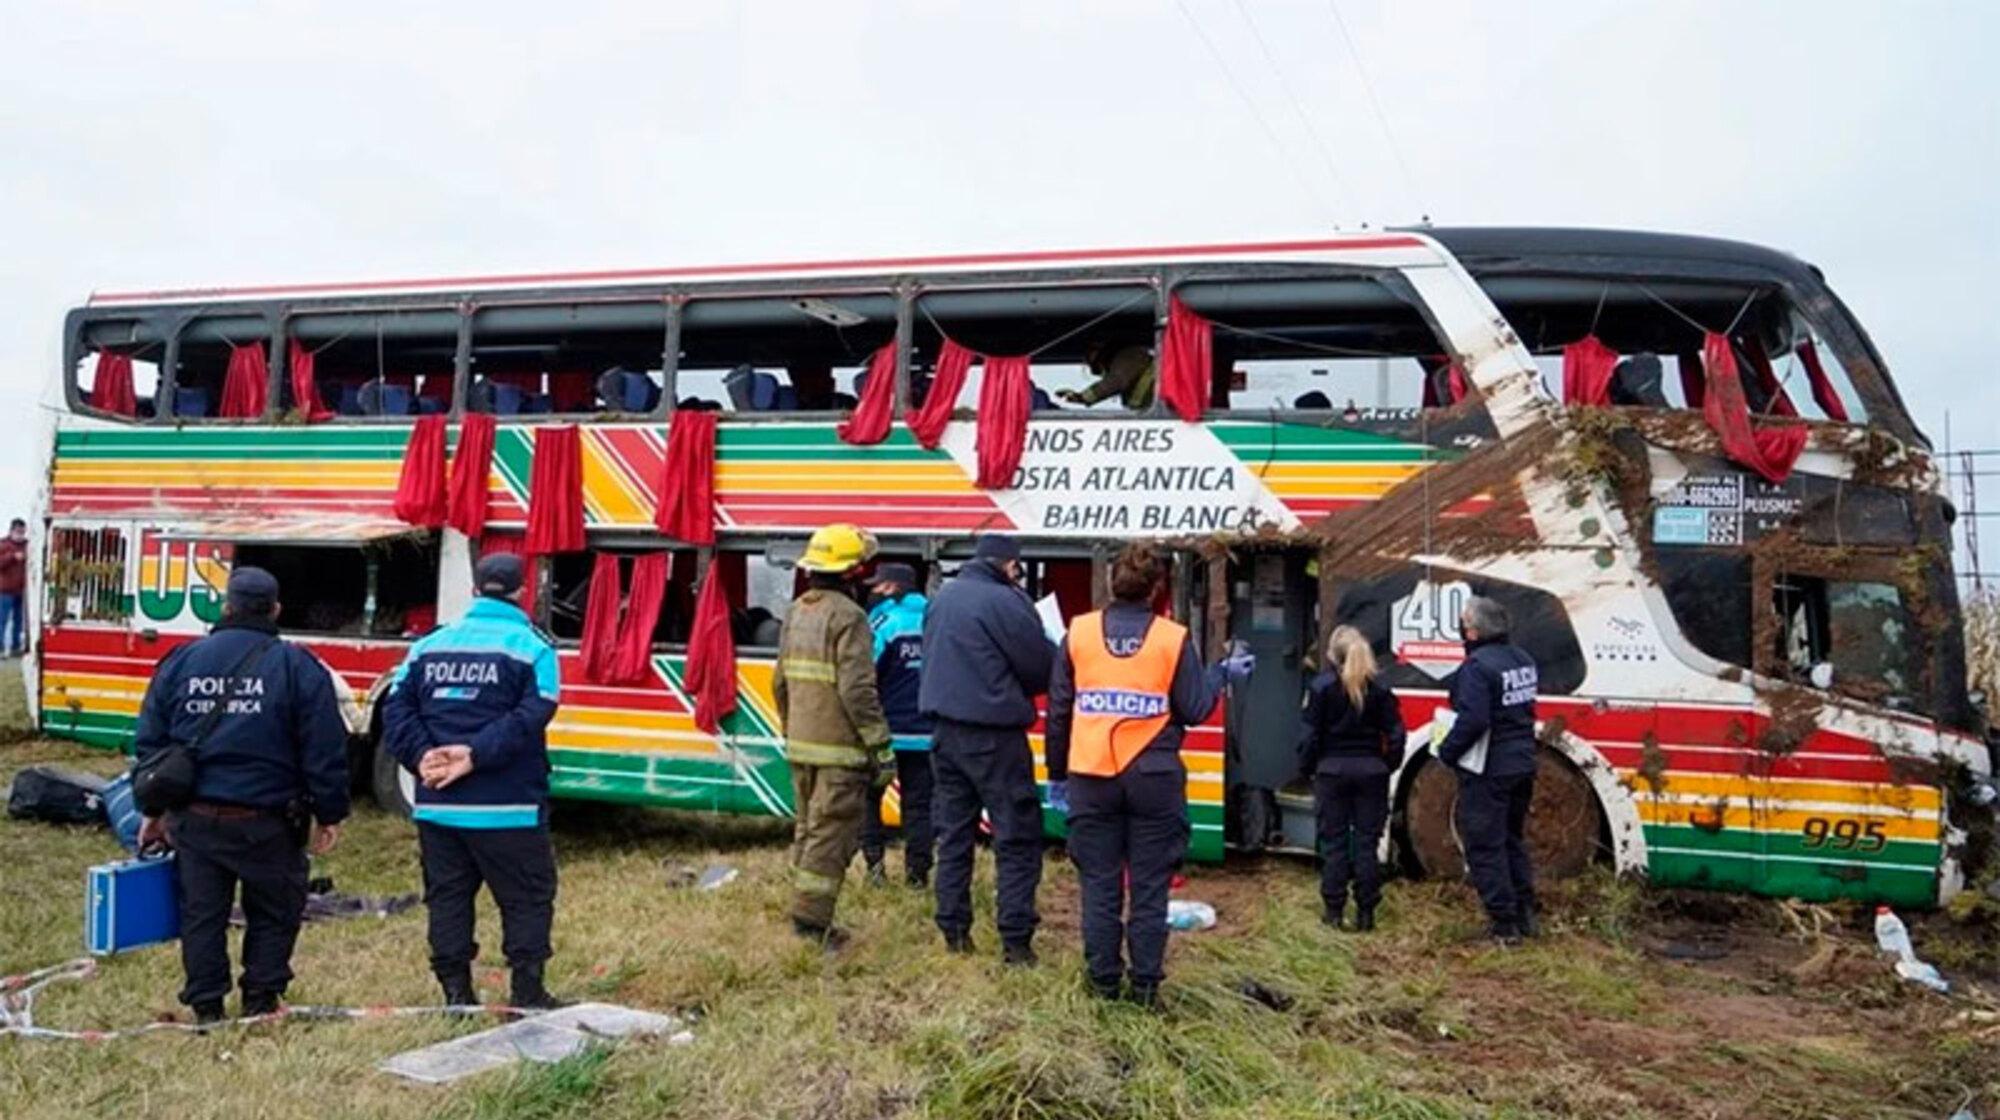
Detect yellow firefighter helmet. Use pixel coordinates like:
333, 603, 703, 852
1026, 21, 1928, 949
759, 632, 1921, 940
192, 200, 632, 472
799, 523, 878, 574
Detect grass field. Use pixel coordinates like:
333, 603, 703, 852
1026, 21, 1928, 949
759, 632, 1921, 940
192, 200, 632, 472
1, 672, 1995, 1119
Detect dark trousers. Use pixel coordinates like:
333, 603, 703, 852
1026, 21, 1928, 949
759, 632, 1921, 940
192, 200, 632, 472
417, 822, 557, 974
931, 720, 1043, 945
168, 811, 307, 1009
1313, 771, 1391, 914
1067, 757, 1189, 988
861, 750, 936, 876
1456, 770, 1537, 926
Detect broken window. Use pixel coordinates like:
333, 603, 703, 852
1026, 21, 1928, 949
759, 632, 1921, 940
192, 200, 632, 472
169, 314, 270, 420
71, 320, 165, 420
44, 526, 129, 624
232, 537, 439, 637
468, 302, 667, 418
1772, 575, 1916, 708
912, 284, 1155, 414
676, 294, 896, 413
289, 308, 461, 418
1656, 550, 1753, 669
544, 547, 700, 644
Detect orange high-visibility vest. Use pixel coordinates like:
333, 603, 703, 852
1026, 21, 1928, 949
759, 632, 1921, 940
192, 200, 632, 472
1066, 610, 1186, 777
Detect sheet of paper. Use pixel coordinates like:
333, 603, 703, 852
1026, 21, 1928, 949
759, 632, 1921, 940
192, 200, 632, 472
1035, 595, 1067, 644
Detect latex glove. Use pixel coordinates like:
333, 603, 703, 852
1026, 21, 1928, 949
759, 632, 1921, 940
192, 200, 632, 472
1047, 780, 1070, 816
1057, 389, 1089, 405
1219, 650, 1257, 683
872, 748, 897, 791
137, 815, 172, 854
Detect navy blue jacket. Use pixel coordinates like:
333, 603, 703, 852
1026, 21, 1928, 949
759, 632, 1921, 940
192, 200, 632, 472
1437, 636, 1540, 777
1297, 675, 1407, 778
132, 619, 351, 825
917, 560, 1053, 729
381, 597, 561, 828
869, 591, 932, 738
1043, 602, 1224, 780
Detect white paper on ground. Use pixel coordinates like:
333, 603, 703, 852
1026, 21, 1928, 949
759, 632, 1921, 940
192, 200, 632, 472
1035, 595, 1067, 644
380, 1002, 689, 1085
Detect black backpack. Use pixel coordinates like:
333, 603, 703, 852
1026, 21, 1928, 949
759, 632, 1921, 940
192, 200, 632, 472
131, 638, 276, 816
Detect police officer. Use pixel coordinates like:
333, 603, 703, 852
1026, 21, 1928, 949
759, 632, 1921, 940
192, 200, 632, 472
859, 562, 935, 888
1435, 595, 1542, 942
771, 523, 894, 946
382, 554, 566, 1009
132, 567, 349, 1024
1044, 543, 1251, 1004
920, 535, 1054, 964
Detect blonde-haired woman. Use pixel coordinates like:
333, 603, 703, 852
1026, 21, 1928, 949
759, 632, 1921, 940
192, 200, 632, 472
1297, 626, 1406, 931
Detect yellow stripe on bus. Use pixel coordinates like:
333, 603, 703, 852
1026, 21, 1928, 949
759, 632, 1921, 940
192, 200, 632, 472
1617, 770, 1942, 813
579, 442, 651, 524
1634, 801, 1941, 840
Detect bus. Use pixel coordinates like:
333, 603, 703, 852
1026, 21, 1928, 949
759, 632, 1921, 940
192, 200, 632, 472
33, 229, 1994, 908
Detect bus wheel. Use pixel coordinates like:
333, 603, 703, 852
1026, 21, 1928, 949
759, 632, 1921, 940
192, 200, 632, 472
370, 740, 416, 820
1404, 750, 1604, 881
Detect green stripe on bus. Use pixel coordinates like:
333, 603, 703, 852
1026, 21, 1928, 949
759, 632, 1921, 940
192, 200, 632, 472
56, 428, 407, 454
1641, 822, 1938, 869
1645, 850, 1934, 908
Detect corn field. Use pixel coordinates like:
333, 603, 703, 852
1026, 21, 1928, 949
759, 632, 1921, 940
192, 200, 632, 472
1965, 590, 2000, 713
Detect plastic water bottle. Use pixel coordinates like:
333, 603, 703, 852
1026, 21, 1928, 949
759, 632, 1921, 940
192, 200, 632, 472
1874, 906, 1950, 993
1166, 900, 1217, 932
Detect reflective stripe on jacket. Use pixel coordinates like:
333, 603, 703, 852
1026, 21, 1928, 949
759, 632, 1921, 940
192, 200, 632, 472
1064, 610, 1185, 778
772, 588, 891, 770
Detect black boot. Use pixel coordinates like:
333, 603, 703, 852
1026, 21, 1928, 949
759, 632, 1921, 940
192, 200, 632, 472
1087, 976, 1122, 1001
1321, 904, 1346, 930
943, 930, 975, 955
1517, 901, 1541, 939
1002, 940, 1038, 968
1353, 908, 1376, 933
437, 966, 479, 1009
192, 1001, 226, 1026
793, 918, 850, 951
1126, 982, 1161, 1010
240, 991, 282, 1018
864, 860, 888, 887
905, 867, 930, 890
510, 964, 570, 1011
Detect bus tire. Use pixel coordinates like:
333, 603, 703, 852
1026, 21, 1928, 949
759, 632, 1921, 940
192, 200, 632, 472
1404, 748, 1604, 881
371, 739, 416, 820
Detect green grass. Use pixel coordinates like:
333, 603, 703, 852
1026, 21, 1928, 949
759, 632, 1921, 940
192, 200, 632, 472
0, 664, 1994, 1119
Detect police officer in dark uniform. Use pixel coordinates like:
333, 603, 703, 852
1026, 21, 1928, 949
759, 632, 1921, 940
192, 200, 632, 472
132, 567, 350, 1024
1435, 595, 1542, 942
1044, 543, 1251, 1005
381, 554, 566, 1009
919, 535, 1053, 964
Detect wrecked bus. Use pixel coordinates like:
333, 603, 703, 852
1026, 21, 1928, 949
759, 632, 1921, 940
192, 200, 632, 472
32, 229, 1994, 907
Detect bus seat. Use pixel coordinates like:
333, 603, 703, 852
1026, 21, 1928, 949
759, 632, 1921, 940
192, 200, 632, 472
522, 393, 552, 415
772, 382, 797, 411
1610, 353, 1669, 408
1031, 386, 1056, 412
359, 382, 414, 416
415, 397, 448, 415
491, 383, 525, 415
597, 367, 661, 413
336, 384, 365, 416
172, 388, 211, 418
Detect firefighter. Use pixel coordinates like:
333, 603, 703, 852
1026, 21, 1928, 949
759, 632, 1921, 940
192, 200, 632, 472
1044, 543, 1253, 1004
1436, 595, 1542, 942
771, 522, 894, 947
859, 562, 935, 888
920, 534, 1054, 964
381, 553, 567, 1009
1058, 341, 1156, 410
131, 567, 349, 1024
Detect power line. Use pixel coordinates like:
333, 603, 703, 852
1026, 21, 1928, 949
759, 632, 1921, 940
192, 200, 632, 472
1227, 0, 1352, 220
1324, 0, 1424, 220
1171, 0, 1342, 224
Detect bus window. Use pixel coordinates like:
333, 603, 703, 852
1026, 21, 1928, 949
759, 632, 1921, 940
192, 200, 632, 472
1655, 550, 1753, 669
678, 294, 896, 414
1773, 575, 1917, 708
1173, 274, 1447, 415
466, 302, 666, 419
234, 537, 439, 637
172, 314, 272, 420
913, 284, 1155, 414
290, 308, 461, 420
544, 548, 701, 644
71, 320, 165, 420
44, 527, 130, 625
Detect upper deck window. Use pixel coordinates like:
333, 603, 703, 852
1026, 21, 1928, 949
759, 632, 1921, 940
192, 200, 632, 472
171, 314, 273, 420
289, 308, 461, 420
469, 302, 666, 419
676, 293, 897, 414
910, 284, 1156, 414
70, 319, 164, 421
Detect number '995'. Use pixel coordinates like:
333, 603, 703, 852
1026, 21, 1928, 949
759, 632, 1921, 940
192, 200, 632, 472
1801, 817, 1887, 852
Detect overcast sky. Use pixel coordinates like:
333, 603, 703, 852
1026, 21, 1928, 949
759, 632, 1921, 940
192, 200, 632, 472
2, 1, 1994, 522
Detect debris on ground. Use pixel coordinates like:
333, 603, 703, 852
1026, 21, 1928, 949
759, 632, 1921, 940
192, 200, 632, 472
1875, 906, 1950, 994
1166, 900, 1216, 931
230, 890, 420, 927
6, 765, 110, 824
379, 1002, 691, 1085
1234, 977, 1294, 1012
663, 862, 739, 890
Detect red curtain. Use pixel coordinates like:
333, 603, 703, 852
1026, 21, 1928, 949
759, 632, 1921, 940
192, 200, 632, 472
684, 563, 738, 734
611, 553, 669, 683
288, 342, 332, 422
220, 343, 269, 419
579, 552, 624, 683
393, 415, 449, 527
907, 339, 974, 450
525, 426, 586, 553
92, 353, 138, 417
975, 354, 1032, 489
1561, 336, 1620, 407
1677, 352, 1705, 408
837, 341, 898, 446
447, 413, 498, 538
1796, 340, 1851, 423
480, 534, 539, 615
1157, 296, 1212, 423
1742, 338, 1798, 418
1701, 332, 1808, 484
654, 408, 718, 545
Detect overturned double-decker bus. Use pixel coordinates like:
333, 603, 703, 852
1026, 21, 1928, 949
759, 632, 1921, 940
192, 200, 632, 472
34, 228, 1994, 906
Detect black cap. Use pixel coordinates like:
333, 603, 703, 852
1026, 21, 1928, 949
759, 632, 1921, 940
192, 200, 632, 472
225, 566, 280, 614
874, 562, 917, 589
476, 554, 526, 598
973, 534, 1020, 564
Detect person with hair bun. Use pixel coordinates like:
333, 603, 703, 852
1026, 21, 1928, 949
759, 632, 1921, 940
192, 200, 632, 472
1297, 625, 1406, 932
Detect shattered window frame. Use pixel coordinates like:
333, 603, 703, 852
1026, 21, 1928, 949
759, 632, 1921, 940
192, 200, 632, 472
1753, 550, 1928, 714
